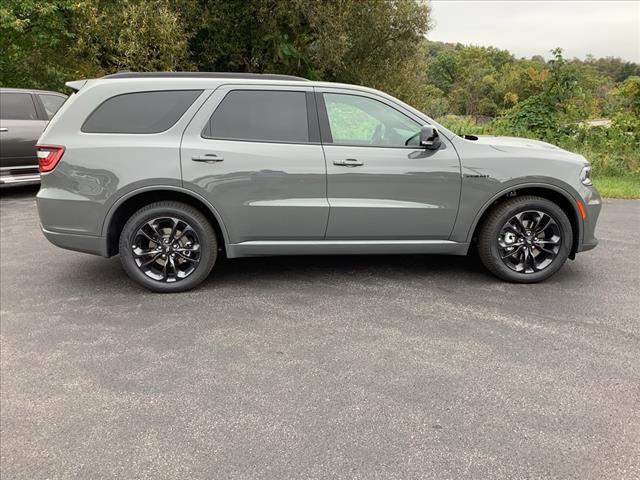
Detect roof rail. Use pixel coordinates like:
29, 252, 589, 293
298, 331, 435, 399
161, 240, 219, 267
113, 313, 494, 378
102, 72, 309, 82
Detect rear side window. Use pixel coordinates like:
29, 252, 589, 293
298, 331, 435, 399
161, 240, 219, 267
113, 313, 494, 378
39, 94, 66, 119
206, 90, 308, 143
82, 90, 202, 134
0, 92, 38, 120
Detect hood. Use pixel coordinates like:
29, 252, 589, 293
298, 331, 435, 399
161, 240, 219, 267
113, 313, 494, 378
466, 135, 587, 165
471, 135, 563, 151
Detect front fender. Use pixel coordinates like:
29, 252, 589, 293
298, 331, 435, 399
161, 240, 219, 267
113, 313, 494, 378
450, 178, 584, 247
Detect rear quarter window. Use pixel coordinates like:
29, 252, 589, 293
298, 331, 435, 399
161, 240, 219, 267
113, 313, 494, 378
81, 90, 203, 134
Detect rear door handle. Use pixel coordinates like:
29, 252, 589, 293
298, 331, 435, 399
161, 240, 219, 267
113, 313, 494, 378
192, 154, 224, 163
333, 158, 363, 167
0, 128, 8, 132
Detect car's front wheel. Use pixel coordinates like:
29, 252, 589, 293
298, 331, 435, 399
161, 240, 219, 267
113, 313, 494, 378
119, 201, 217, 292
477, 195, 573, 283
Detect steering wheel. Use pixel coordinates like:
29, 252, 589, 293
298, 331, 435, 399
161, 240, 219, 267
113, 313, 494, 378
370, 123, 385, 145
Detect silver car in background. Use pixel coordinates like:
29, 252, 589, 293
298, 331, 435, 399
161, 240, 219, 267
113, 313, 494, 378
0, 88, 67, 186
35, 72, 601, 292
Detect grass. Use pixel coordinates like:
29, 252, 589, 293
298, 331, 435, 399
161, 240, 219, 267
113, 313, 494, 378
593, 175, 640, 199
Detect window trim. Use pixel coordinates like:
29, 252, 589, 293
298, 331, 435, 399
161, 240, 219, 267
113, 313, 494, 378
80, 89, 204, 135
200, 89, 319, 145
315, 91, 428, 150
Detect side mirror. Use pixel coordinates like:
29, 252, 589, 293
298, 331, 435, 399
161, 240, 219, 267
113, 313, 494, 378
420, 125, 442, 150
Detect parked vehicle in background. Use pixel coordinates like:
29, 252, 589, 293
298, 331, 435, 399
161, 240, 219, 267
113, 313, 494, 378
0, 88, 67, 186
35, 72, 601, 292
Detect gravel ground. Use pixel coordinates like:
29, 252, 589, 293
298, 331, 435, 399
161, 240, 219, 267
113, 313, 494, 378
1, 186, 639, 479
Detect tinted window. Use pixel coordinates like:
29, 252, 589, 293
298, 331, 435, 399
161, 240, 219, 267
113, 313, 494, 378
39, 94, 66, 119
82, 90, 202, 134
0, 92, 38, 120
323, 93, 420, 147
207, 90, 308, 143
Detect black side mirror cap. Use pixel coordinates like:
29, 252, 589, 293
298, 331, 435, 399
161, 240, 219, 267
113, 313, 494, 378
420, 125, 442, 150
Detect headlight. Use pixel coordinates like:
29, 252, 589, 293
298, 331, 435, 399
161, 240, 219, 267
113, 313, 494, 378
579, 166, 592, 186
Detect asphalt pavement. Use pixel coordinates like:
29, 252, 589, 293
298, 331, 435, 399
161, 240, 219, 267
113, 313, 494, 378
1, 186, 639, 479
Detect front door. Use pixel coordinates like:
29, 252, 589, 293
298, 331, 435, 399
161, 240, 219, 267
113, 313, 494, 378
317, 89, 461, 240
181, 85, 329, 244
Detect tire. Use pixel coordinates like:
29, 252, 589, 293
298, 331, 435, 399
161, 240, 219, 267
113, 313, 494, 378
119, 201, 217, 292
477, 195, 573, 283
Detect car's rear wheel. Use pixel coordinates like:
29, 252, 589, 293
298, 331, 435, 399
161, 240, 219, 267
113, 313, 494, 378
477, 195, 573, 283
119, 201, 217, 292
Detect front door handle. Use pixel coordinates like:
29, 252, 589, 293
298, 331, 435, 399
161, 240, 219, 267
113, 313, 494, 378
333, 158, 363, 167
0, 128, 8, 132
192, 154, 224, 163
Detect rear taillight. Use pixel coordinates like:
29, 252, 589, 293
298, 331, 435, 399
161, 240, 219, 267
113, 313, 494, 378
36, 145, 65, 173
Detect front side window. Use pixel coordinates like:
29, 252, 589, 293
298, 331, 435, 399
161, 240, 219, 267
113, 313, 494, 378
0, 92, 38, 120
82, 90, 202, 134
206, 90, 309, 143
39, 94, 66, 119
323, 93, 420, 147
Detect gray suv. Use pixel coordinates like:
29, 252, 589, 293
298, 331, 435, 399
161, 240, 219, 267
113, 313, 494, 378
0, 88, 67, 186
36, 72, 601, 292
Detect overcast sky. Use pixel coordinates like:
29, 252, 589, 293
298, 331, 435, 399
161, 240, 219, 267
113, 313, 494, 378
428, 0, 640, 62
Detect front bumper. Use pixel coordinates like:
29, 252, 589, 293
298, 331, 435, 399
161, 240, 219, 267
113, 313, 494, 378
576, 186, 601, 253
578, 237, 598, 252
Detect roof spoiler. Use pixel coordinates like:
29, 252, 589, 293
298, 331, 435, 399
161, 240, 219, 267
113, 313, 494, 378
65, 80, 88, 92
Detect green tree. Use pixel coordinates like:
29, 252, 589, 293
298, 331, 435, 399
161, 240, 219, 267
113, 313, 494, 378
498, 49, 604, 138
610, 75, 640, 116
1, 0, 194, 90
496, 59, 549, 108
0, 0, 83, 90
73, 0, 193, 76
584, 55, 640, 83
425, 43, 514, 118
187, 0, 433, 107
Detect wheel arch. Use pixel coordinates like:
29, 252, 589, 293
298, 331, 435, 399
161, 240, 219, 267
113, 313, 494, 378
102, 186, 230, 257
468, 183, 583, 258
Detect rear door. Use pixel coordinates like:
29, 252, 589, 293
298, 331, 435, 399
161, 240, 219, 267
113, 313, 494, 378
317, 88, 461, 240
0, 91, 46, 169
181, 84, 329, 243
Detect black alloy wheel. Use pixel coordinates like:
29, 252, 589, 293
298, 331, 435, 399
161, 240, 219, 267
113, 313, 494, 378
497, 210, 562, 274
132, 217, 202, 283
119, 201, 217, 292
478, 195, 573, 283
